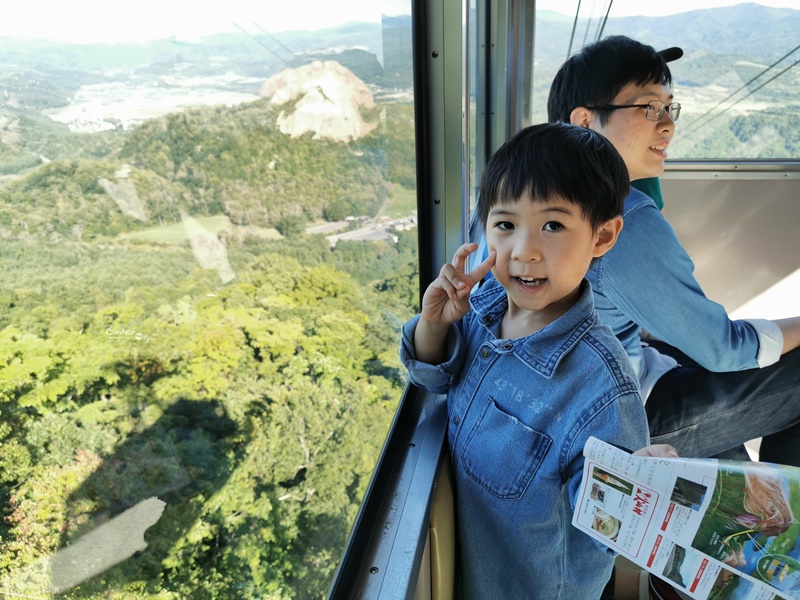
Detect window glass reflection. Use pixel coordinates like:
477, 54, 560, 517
0, 1, 417, 597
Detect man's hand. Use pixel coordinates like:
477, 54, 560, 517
773, 316, 800, 355
633, 444, 679, 458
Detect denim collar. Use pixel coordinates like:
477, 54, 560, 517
469, 278, 596, 379
624, 186, 658, 217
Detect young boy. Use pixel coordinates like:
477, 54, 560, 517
400, 122, 654, 598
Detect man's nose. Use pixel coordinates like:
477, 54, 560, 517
659, 110, 676, 133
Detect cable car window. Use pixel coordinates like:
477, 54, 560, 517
0, 1, 416, 597
533, 0, 800, 160
468, 0, 479, 214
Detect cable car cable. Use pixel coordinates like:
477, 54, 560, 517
581, 0, 598, 49
678, 43, 800, 139
253, 23, 299, 62
233, 22, 292, 66
596, 0, 614, 42
676, 53, 800, 145
566, 0, 583, 59
592, 0, 608, 42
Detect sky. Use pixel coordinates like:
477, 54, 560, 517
0, 0, 409, 44
0, 0, 796, 44
537, 0, 799, 18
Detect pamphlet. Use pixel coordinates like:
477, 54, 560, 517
573, 437, 800, 599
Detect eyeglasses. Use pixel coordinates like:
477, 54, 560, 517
586, 100, 681, 122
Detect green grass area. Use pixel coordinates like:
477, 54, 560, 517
386, 185, 417, 219
235, 224, 283, 241
117, 215, 281, 244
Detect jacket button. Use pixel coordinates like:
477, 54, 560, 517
480, 348, 490, 358
453, 415, 461, 425
503, 343, 512, 350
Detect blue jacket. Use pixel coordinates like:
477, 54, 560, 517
586, 188, 782, 398
401, 278, 649, 599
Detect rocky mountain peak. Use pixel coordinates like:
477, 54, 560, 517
259, 60, 378, 143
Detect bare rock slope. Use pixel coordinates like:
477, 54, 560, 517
259, 61, 378, 142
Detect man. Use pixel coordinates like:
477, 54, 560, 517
546, 35, 800, 466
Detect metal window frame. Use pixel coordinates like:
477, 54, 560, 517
663, 160, 800, 179
327, 1, 540, 597
485, 0, 535, 155
327, 0, 466, 595
326, 384, 448, 599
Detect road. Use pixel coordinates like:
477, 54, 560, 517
306, 216, 416, 246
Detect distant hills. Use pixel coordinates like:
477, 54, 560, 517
1, 3, 797, 111
534, 3, 800, 93
603, 3, 800, 60
534, 3, 800, 60
0, 97, 416, 241
0, 0, 798, 235
531, 3, 800, 153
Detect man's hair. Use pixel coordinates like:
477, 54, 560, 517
547, 35, 673, 126
476, 122, 629, 230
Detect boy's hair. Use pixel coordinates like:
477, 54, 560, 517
476, 122, 629, 230
547, 35, 673, 126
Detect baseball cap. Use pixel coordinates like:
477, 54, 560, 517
658, 47, 684, 62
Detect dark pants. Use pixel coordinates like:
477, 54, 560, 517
644, 344, 800, 466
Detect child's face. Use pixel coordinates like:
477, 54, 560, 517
486, 195, 617, 329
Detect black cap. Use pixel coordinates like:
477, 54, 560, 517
658, 47, 684, 62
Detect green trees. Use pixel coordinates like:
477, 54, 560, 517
275, 215, 307, 237
0, 234, 417, 598
0, 97, 413, 243
0, 74, 420, 596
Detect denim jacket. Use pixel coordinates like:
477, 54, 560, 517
400, 278, 649, 599
586, 188, 783, 399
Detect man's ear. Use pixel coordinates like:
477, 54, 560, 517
592, 216, 623, 258
570, 106, 593, 128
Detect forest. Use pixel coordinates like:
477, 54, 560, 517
0, 84, 419, 598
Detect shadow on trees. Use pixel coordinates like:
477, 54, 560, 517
54, 398, 246, 597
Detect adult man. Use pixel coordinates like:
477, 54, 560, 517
547, 35, 800, 466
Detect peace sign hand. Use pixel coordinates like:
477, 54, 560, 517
421, 242, 496, 326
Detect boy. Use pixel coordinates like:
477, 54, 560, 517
547, 35, 800, 465
400, 123, 654, 598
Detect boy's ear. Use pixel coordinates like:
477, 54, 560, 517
592, 216, 623, 258
570, 107, 593, 128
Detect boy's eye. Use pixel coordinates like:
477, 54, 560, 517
495, 221, 514, 231
543, 221, 564, 232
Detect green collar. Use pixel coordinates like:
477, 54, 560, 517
631, 178, 664, 211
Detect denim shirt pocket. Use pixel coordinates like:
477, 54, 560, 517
461, 398, 552, 500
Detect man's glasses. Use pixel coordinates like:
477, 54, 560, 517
586, 100, 681, 122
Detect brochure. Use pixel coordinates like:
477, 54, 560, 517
573, 437, 800, 600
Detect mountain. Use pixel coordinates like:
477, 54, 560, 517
604, 4, 800, 60
535, 3, 800, 61
0, 86, 416, 242
259, 60, 379, 142
531, 3, 800, 131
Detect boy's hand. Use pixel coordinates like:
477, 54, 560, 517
421, 243, 496, 326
